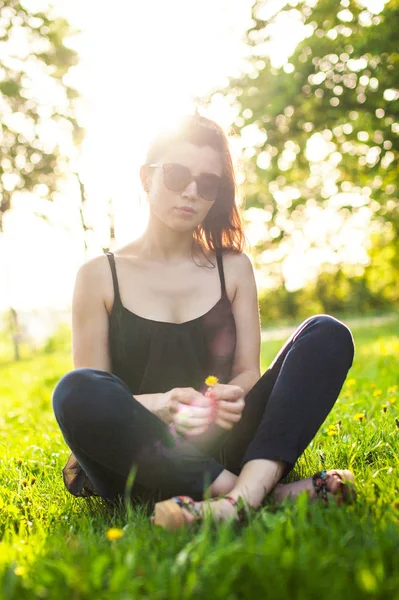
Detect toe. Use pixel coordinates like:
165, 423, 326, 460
327, 473, 343, 494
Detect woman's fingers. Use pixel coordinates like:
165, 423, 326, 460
174, 410, 211, 427
177, 404, 213, 419
212, 398, 245, 429
170, 388, 211, 409
211, 384, 244, 402
174, 412, 211, 436
214, 417, 235, 430
218, 398, 245, 414
169, 386, 245, 434
172, 403, 213, 436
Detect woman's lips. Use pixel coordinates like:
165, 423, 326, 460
175, 207, 196, 215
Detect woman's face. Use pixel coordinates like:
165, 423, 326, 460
142, 141, 223, 232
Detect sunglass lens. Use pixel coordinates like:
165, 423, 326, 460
198, 174, 221, 202
163, 164, 191, 192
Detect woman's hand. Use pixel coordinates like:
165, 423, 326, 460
206, 383, 245, 430
165, 387, 213, 437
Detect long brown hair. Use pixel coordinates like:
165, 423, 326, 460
144, 114, 246, 253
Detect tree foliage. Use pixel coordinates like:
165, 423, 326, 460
0, 0, 82, 229
216, 0, 398, 305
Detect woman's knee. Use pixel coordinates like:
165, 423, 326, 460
306, 314, 355, 365
52, 367, 101, 423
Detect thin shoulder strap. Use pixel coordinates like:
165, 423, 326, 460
105, 252, 121, 305
216, 249, 227, 297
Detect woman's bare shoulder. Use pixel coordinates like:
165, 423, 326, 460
76, 253, 110, 279
74, 253, 116, 314
77, 241, 138, 275
222, 249, 253, 276
218, 249, 253, 301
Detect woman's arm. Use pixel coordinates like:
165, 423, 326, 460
227, 251, 262, 391
72, 257, 112, 371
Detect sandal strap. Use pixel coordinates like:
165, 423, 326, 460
224, 495, 238, 507
312, 470, 329, 504
172, 496, 200, 516
224, 495, 249, 523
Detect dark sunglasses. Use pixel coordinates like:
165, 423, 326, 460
148, 162, 222, 202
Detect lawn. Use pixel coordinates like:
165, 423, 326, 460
0, 316, 398, 599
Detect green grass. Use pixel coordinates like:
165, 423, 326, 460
1, 317, 399, 599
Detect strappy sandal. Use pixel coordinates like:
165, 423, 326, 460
312, 469, 356, 506
152, 495, 249, 531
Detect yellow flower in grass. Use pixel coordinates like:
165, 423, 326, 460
106, 528, 124, 541
326, 424, 338, 436
388, 385, 398, 394
354, 413, 366, 422
382, 404, 388, 413
14, 566, 26, 577
346, 378, 356, 387
205, 376, 219, 387
373, 390, 382, 397
390, 397, 397, 405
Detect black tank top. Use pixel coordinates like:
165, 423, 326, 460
61, 249, 237, 497
105, 249, 237, 395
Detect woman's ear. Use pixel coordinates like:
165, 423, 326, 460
140, 165, 150, 192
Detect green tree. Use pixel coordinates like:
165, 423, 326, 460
0, 0, 83, 230
215, 0, 398, 308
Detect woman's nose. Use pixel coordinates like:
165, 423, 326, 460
182, 179, 199, 199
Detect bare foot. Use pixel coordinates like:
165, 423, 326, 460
272, 469, 356, 504
180, 497, 238, 524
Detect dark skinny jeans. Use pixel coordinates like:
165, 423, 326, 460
52, 315, 354, 502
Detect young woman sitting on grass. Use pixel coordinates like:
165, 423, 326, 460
52, 114, 356, 530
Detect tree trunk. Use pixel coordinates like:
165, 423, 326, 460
9, 307, 20, 361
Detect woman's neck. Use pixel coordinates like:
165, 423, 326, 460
135, 226, 201, 264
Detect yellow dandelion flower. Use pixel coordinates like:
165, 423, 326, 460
106, 528, 124, 541
382, 404, 388, 412
16, 458, 24, 465
373, 390, 382, 397
390, 397, 396, 405
21, 479, 28, 486
327, 424, 338, 436
346, 379, 356, 387
31, 477, 36, 485
205, 376, 219, 387
370, 383, 376, 389
354, 413, 366, 422
14, 566, 26, 577
388, 385, 398, 394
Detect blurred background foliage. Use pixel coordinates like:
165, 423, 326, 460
0, 0, 398, 342
210, 0, 398, 322
0, 0, 83, 231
